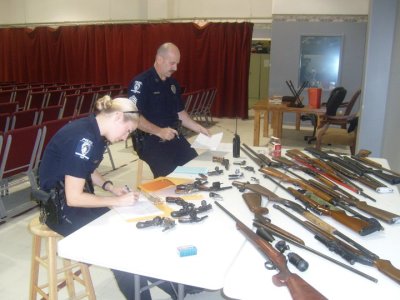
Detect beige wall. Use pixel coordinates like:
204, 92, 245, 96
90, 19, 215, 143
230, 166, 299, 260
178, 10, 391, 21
0, 0, 368, 26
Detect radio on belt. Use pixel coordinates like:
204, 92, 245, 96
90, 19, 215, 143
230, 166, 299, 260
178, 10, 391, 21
177, 245, 197, 257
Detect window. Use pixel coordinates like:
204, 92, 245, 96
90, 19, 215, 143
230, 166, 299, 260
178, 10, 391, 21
299, 35, 343, 89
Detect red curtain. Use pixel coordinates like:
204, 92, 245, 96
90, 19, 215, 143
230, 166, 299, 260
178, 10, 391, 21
0, 22, 253, 118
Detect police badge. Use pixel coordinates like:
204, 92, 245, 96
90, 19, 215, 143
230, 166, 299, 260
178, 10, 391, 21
171, 84, 176, 94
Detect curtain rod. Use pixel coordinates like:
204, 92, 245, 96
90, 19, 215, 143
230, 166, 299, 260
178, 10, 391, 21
0, 17, 272, 28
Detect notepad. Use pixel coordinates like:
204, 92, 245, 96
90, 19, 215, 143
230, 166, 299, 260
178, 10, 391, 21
113, 196, 164, 221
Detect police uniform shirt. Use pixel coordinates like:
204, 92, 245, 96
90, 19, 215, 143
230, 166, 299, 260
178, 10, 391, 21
128, 67, 184, 127
39, 115, 106, 191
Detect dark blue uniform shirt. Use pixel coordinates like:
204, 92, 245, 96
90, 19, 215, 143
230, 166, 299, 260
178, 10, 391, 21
128, 67, 184, 127
39, 115, 106, 191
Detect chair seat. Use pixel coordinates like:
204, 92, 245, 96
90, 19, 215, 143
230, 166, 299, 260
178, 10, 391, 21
320, 128, 355, 145
29, 217, 62, 238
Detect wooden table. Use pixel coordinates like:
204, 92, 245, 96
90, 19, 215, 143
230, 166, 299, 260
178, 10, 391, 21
253, 100, 326, 146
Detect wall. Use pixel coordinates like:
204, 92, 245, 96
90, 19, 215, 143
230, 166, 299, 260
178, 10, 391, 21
269, 16, 367, 112
363, 0, 400, 170
382, 0, 400, 171
0, 0, 372, 26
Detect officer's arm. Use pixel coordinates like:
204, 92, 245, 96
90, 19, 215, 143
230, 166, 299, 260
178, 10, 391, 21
178, 110, 210, 136
64, 175, 136, 207
137, 115, 178, 141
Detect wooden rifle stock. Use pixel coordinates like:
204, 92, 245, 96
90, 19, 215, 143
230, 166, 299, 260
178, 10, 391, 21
374, 259, 400, 284
308, 179, 400, 224
287, 187, 371, 235
215, 202, 327, 300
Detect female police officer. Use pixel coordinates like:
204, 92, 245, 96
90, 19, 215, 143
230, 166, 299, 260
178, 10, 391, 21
38, 95, 177, 300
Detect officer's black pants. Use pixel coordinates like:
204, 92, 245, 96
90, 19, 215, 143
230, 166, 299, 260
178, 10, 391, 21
140, 135, 197, 178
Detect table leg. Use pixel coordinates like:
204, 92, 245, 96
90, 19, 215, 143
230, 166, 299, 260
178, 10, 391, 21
253, 110, 261, 146
263, 110, 269, 137
277, 112, 283, 138
296, 113, 301, 130
134, 274, 141, 300
271, 111, 281, 138
177, 283, 185, 300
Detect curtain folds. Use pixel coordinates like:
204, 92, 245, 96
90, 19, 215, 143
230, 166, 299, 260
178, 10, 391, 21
0, 22, 253, 118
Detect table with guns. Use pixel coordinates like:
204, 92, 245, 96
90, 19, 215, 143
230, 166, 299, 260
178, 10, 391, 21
58, 143, 400, 300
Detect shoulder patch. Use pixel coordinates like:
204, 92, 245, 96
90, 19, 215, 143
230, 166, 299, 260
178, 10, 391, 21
131, 81, 142, 94
129, 95, 138, 105
74, 138, 93, 160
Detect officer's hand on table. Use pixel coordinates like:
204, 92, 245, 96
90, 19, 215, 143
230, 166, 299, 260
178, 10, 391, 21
157, 127, 179, 141
115, 192, 140, 206
198, 126, 211, 137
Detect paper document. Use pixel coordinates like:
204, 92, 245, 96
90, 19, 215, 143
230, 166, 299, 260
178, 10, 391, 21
113, 196, 164, 221
191, 132, 223, 150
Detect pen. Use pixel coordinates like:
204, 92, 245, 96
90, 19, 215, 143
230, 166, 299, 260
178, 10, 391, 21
124, 185, 132, 192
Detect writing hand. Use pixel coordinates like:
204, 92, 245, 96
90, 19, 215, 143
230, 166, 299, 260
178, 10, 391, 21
116, 191, 139, 206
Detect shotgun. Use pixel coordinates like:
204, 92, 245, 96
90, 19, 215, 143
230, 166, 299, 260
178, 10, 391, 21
214, 201, 327, 300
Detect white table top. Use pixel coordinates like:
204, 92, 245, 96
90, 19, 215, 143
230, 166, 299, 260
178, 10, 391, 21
58, 143, 263, 290
58, 144, 400, 299
223, 157, 400, 300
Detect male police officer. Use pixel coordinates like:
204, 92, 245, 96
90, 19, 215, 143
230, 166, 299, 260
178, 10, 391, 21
128, 42, 210, 177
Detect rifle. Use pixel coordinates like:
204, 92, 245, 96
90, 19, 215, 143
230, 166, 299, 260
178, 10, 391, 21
259, 167, 378, 235
241, 143, 281, 167
353, 149, 400, 177
304, 147, 393, 193
274, 204, 400, 285
286, 149, 375, 200
273, 161, 397, 224
232, 181, 383, 258
306, 178, 400, 224
214, 201, 327, 300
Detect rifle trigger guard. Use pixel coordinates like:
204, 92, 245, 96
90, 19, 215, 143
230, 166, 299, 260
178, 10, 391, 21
264, 260, 277, 270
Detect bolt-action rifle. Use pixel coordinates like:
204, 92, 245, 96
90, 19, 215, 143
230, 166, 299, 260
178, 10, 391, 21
215, 201, 327, 300
274, 204, 400, 285
259, 167, 379, 236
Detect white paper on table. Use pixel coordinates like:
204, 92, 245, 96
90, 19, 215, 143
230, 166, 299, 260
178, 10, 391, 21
191, 132, 223, 151
112, 196, 164, 220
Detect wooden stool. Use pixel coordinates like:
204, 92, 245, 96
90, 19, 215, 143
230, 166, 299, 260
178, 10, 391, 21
29, 217, 96, 300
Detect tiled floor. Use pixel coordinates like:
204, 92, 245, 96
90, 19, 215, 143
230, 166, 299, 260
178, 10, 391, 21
0, 113, 349, 300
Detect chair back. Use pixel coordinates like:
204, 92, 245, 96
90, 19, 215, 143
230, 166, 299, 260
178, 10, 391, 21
344, 89, 361, 116
10, 109, 38, 130
38, 105, 62, 124
0, 125, 42, 179
325, 87, 347, 116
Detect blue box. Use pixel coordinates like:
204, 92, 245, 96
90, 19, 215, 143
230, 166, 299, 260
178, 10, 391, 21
177, 245, 197, 257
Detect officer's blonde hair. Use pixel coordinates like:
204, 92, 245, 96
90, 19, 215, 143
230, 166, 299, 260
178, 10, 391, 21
95, 95, 139, 122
